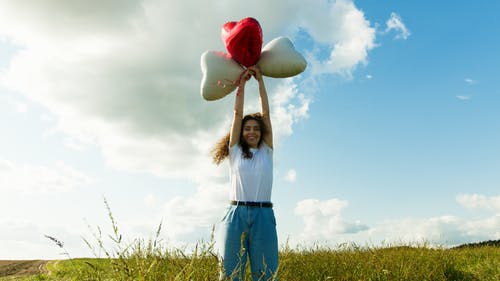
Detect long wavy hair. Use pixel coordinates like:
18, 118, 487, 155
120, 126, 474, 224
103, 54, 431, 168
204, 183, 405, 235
211, 113, 267, 165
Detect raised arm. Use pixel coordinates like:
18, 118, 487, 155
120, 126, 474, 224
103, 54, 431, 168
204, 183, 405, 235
229, 69, 252, 148
248, 66, 273, 148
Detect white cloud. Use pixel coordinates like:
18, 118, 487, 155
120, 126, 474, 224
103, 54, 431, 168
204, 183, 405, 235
0, 0, 374, 183
0, 219, 86, 260
294, 198, 369, 241
14, 101, 28, 113
292, 194, 500, 247
368, 213, 500, 247
385, 12, 410, 40
144, 193, 157, 207
0, 0, 143, 44
465, 78, 478, 85
0, 159, 92, 193
456, 95, 470, 100
300, 0, 377, 76
272, 79, 311, 140
456, 193, 500, 213
0, 94, 29, 114
162, 181, 228, 239
285, 169, 297, 183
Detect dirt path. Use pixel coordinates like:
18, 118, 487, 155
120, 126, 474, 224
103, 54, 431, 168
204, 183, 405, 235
0, 260, 49, 277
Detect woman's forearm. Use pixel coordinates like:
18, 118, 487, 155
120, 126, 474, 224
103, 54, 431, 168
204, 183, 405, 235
234, 82, 245, 117
258, 79, 270, 117
257, 77, 273, 147
229, 70, 250, 147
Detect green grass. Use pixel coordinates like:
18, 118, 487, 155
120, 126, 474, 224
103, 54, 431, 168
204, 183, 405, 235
4, 244, 498, 281
278, 244, 499, 281
3, 198, 498, 280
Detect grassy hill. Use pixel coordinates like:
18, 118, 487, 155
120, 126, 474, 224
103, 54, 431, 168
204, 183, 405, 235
1, 241, 498, 281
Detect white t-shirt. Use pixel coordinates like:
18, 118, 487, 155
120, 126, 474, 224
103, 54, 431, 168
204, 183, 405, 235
229, 142, 273, 202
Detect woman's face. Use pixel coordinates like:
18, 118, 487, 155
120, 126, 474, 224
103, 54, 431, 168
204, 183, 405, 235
242, 119, 261, 148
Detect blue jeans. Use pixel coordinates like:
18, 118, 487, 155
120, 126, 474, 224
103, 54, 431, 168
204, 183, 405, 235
218, 205, 278, 281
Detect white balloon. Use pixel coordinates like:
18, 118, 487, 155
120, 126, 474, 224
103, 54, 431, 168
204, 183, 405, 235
200, 51, 244, 101
200, 37, 306, 102
257, 37, 307, 78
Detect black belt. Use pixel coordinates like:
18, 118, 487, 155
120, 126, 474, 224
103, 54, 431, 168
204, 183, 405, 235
230, 201, 273, 208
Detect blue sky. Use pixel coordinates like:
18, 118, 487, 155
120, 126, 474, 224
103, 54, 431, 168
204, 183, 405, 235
1, 0, 499, 259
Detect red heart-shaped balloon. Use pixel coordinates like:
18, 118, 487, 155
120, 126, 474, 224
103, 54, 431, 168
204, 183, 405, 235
221, 17, 262, 67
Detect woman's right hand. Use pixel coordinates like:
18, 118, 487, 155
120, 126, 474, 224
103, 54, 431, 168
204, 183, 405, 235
238, 69, 252, 86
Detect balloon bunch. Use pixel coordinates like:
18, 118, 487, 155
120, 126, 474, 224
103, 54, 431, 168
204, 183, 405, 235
200, 17, 307, 101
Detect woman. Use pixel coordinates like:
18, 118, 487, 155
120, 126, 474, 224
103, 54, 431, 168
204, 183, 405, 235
212, 66, 278, 281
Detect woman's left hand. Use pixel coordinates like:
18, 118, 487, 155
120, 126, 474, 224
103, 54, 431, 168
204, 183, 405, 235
248, 65, 263, 82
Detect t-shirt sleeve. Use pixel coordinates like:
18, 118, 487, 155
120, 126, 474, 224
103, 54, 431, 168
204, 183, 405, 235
260, 142, 273, 157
